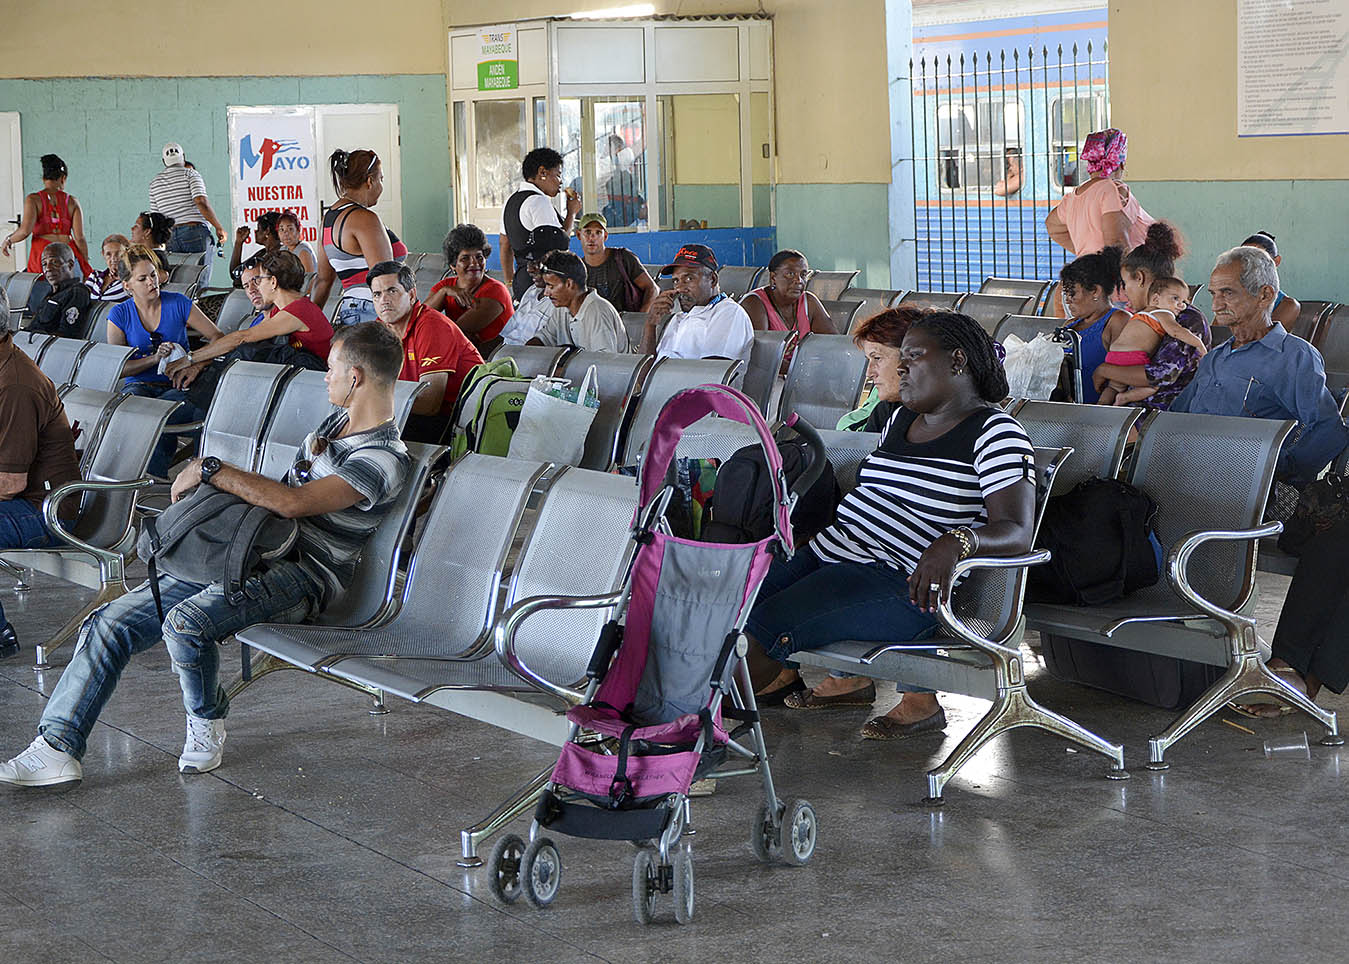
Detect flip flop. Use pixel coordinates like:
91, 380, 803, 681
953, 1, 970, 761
861, 707, 947, 740
783, 682, 877, 710
1227, 700, 1295, 719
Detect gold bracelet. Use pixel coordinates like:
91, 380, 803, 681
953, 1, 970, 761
948, 526, 975, 560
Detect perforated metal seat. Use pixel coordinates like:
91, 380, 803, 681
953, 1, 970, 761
36, 337, 92, 388
236, 455, 547, 674
214, 289, 259, 333
558, 350, 651, 470
1293, 300, 1335, 342
899, 290, 964, 311
805, 269, 859, 302
742, 329, 793, 416
716, 266, 763, 299
1314, 304, 1349, 372
820, 299, 862, 334
1023, 411, 1339, 767
1011, 400, 1141, 494
488, 343, 572, 378
199, 360, 292, 470
14, 330, 53, 361
85, 301, 116, 343
57, 387, 121, 466
70, 342, 135, 393
2, 394, 180, 668
959, 293, 1040, 333
620, 311, 648, 352
618, 356, 743, 466
777, 333, 867, 430
797, 447, 1127, 802
326, 467, 638, 700
979, 277, 1050, 307
1038, 281, 1064, 317
811, 428, 881, 491
5, 272, 39, 315
839, 288, 903, 330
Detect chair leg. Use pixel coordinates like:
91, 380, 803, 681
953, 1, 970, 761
34, 583, 124, 671
369, 690, 390, 716
457, 764, 554, 868
923, 683, 1128, 805
223, 650, 293, 701
0, 558, 30, 592
1146, 649, 1341, 770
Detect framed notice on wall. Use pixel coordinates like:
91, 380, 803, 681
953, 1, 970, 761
1238, 0, 1349, 136
227, 107, 321, 260
478, 24, 519, 91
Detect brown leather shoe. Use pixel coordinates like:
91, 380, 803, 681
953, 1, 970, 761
783, 682, 877, 709
860, 706, 947, 740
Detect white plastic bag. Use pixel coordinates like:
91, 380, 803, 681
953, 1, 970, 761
1001, 333, 1065, 401
507, 365, 601, 465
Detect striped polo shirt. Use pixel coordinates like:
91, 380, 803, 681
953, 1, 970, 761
811, 407, 1035, 578
148, 167, 209, 225
287, 410, 410, 605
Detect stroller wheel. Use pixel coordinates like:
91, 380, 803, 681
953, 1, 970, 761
672, 848, 695, 925
749, 803, 783, 863
521, 837, 563, 908
779, 798, 818, 866
631, 849, 658, 925
486, 834, 526, 904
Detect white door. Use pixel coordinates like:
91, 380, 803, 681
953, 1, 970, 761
0, 113, 25, 272
315, 105, 403, 241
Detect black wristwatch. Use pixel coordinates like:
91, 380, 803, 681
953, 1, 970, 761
199, 456, 223, 485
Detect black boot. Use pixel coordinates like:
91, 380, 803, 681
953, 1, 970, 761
0, 622, 18, 659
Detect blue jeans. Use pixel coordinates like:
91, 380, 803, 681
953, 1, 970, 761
168, 222, 216, 287
746, 549, 939, 693
122, 381, 204, 478
39, 561, 319, 760
0, 498, 60, 627
334, 296, 376, 327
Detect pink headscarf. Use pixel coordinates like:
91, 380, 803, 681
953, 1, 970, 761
1081, 128, 1128, 178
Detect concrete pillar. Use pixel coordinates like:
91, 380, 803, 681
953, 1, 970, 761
886, 0, 916, 290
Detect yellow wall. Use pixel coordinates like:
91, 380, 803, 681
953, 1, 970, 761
0, 1, 447, 77
443, 0, 893, 186
1108, 0, 1348, 180
671, 95, 740, 184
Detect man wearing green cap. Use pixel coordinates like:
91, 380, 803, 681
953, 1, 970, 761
577, 212, 656, 314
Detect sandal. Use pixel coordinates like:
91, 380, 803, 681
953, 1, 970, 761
861, 707, 947, 740
783, 682, 877, 710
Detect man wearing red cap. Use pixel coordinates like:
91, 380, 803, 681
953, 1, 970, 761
638, 244, 753, 367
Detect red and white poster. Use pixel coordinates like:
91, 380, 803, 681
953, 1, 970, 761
227, 107, 320, 259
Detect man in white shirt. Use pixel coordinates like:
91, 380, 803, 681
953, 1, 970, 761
500, 147, 582, 301
500, 225, 571, 345
148, 142, 226, 287
639, 244, 753, 367
531, 251, 628, 353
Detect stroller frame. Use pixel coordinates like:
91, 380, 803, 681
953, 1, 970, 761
489, 384, 826, 922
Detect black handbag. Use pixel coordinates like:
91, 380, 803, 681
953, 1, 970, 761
1277, 475, 1349, 556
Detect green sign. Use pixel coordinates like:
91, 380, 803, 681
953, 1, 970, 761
477, 25, 519, 92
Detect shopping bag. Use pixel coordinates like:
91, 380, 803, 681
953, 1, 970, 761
1002, 333, 1066, 400
507, 365, 601, 465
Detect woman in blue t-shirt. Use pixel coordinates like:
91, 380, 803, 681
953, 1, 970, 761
107, 244, 222, 476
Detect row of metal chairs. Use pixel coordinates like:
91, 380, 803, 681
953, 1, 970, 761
13, 332, 134, 394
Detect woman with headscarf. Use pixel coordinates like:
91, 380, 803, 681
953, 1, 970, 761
1045, 128, 1155, 257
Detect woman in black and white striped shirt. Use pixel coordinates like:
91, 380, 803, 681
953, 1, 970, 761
748, 310, 1037, 740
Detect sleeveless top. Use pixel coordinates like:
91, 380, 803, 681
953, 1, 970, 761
321, 201, 407, 299
749, 287, 810, 337
1071, 306, 1122, 404
27, 189, 92, 275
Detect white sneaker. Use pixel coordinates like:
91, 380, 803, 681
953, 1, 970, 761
178, 714, 226, 773
0, 734, 82, 787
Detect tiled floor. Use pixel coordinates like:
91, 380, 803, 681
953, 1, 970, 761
1, 567, 1346, 963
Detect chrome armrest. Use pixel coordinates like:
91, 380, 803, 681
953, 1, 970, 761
42, 477, 153, 558
493, 591, 624, 705
168, 420, 204, 434
1167, 522, 1281, 626
860, 549, 1052, 665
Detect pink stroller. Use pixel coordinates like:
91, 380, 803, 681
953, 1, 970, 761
488, 384, 825, 924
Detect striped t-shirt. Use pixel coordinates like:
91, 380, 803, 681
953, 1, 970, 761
811, 407, 1035, 577
288, 410, 410, 606
148, 167, 209, 225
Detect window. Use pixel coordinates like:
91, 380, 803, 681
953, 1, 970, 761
1051, 95, 1105, 190
474, 99, 526, 210
935, 101, 1024, 192
556, 97, 649, 230
657, 93, 741, 230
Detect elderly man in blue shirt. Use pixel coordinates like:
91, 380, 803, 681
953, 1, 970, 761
1171, 246, 1348, 482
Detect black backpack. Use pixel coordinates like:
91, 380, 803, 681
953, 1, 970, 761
702, 435, 839, 544
1026, 476, 1160, 606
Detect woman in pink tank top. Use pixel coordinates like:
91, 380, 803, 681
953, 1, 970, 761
741, 249, 833, 338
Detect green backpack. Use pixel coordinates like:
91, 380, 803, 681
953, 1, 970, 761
449, 358, 533, 460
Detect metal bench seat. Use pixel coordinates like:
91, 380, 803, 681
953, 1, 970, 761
795, 446, 1128, 804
